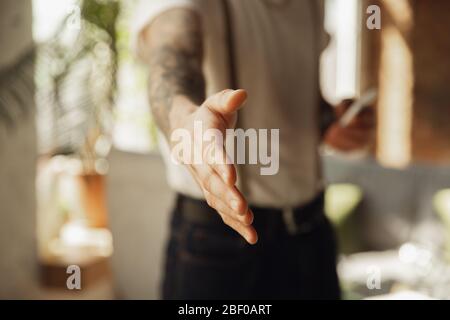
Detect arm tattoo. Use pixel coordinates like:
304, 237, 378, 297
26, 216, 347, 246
146, 9, 206, 136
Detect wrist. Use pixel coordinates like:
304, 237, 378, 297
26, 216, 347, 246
169, 95, 198, 130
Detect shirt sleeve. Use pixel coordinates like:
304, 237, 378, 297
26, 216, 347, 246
131, 0, 202, 61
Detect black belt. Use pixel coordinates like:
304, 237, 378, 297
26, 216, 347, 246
175, 192, 326, 236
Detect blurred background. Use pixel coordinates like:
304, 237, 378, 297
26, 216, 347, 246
1, 0, 450, 299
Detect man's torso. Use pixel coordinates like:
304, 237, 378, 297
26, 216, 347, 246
156, 0, 326, 208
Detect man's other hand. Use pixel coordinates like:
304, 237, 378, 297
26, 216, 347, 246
324, 99, 376, 152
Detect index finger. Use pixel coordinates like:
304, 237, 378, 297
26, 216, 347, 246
203, 141, 236, 186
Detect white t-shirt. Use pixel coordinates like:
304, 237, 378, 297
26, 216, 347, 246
133, 0, 328, 208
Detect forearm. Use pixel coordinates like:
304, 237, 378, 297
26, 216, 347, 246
140, 9, 206, 138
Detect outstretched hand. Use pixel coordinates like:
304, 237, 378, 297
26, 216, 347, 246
170, 89, 258, 245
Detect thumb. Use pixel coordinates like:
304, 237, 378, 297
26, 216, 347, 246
204, 89, 247, 115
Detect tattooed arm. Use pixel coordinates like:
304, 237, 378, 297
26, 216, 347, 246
140, 9, 205, 137
138, 8, 257, 244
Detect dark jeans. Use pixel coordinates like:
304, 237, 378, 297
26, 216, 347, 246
162, 193, 341, 300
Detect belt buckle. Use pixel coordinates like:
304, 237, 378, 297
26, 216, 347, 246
282, 207, 298, 235
283, 206, 317, 235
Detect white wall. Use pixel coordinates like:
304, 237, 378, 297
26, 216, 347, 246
0, 113, 39, 299
106, 149, 173, 299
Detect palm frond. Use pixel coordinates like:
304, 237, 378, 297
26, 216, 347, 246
35, 0, 119, 165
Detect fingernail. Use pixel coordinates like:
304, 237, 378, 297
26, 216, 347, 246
235, 89, 247, 101
224, 89, 235, 99
247, 233, 258, 245
222, 172, 228, 182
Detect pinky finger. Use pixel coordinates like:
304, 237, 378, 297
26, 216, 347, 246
220, 213, 258, 245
